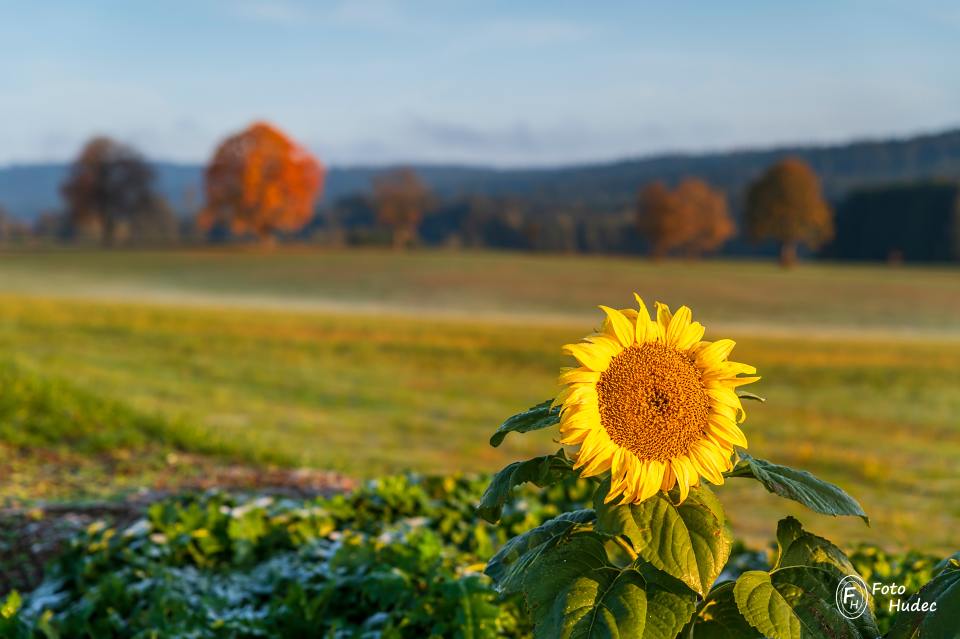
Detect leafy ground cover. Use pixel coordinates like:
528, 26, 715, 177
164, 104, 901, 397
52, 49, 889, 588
0, 476, 952, 638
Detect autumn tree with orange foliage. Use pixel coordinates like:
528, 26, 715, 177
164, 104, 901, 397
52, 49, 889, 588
637, 182, 687, 259
61, 136, 158, 246
373, 168, 431, 249
637, 179, 734, 258
675, 178, 735, 256
744, 157, 833, 267
200, 122, 324, 243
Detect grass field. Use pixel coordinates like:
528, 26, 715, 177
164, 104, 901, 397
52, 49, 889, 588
0, 249, 958, 553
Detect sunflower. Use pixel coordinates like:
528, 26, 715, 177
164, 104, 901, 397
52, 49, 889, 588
555, 295, 759, 505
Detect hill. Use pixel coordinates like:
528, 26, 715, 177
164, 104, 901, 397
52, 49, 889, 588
2, 127, 960, 220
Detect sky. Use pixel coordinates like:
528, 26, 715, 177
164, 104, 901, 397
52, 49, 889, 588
1, 0, 958, 167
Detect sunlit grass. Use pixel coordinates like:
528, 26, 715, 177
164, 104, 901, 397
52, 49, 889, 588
1, 248, 960, 332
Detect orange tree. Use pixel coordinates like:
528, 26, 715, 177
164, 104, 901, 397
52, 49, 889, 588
675, 178, 735, 256
744, 157, 833, 267
199, 122, 324, 242
636, 182, 692, 259
637, 180, 734, 259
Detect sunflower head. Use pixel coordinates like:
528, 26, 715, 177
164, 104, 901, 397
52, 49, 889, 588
555, 295, 759, 505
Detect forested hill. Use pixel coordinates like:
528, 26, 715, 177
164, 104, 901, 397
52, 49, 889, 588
3, 127, 960, 220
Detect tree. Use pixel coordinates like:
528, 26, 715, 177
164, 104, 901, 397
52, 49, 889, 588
636, 182, 692, 259
373, 168, 431, 249
744, 157, 833, 267
200, 121, 325, 243
61, 137, 157, 246
675, 178, 735, 256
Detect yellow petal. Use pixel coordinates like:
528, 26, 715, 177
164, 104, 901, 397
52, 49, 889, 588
655, 301, 672, 343
579, 447, 613, 477
711, 376, 761, 389
673, 457, 692, 503
675, 321, 706, 352
689, 442, 724, 485
660, 460, 676, 492
665, 305, 692, 348
708, 417, 748, 448
562, 342, 612, 372
711, 402, 739, 422
707, 387, 742, 410
639, 459, 665, 502
584, 334, 623, 359
605, 450, 630, 504
696, 339, 736, 367
598, 305, 635, 347
633, 293, 654, 343
558, 368, 601, 385
558, 426, 590, 446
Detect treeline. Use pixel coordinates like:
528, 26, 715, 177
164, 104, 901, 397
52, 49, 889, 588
2, 121, 959, 265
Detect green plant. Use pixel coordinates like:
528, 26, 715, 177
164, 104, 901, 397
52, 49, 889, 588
479, 309, 959, 638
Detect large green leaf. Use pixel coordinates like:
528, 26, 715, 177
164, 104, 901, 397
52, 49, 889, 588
725, 453, 868, 523
524, 532, 696, 639
476, 449, 573, 523
885, 561, 960, 639
685, 582, 762, 639
734, 567, 879, 639
489, 400, 560, 447
484, 509, 596, 594
595, 484, 731, 596
774, 516, 858, 578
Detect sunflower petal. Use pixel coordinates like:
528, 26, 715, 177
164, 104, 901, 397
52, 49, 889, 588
665, 305, 692, 347
558, 368, 601, 385
696, 339, 736, 367
633, 294, 654, 343
639, 459, 665, 502
599, 305, 635, 347
689, 442, 724, 485
655, 301, 672, 343
708, 417, 748, 448
562, 342, 612, 371
673, 457, 693, 503
675, 321, 706, 352
660, 460, 676, 492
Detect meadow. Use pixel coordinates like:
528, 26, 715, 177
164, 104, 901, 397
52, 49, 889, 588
0, 249, 958, 554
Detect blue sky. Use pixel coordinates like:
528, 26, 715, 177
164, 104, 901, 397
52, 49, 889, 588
1, 0, 958, 167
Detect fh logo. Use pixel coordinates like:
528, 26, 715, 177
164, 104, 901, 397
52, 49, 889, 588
836, 575, 869, 619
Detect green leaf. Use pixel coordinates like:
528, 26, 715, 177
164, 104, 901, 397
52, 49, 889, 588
773, 516, 858, 578
885, 562, 960, 639
685, 582, 762, 639
725, 453, 868, 524
524, 532, 696, 639
485, 509, 596, 594
595, 484, 731, 596
734, 567, 879, 639
476, 449, 573, 523
489, 400, 560, 448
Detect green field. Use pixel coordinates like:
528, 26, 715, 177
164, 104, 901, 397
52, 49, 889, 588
0, 249, 958, 553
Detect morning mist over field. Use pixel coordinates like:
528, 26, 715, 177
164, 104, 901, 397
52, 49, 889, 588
0, 2, 958, 637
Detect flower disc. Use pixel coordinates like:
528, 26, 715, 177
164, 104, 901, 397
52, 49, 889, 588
556, 295, 760, 504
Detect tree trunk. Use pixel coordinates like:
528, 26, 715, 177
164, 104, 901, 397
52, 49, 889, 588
779, 241, 798, 268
